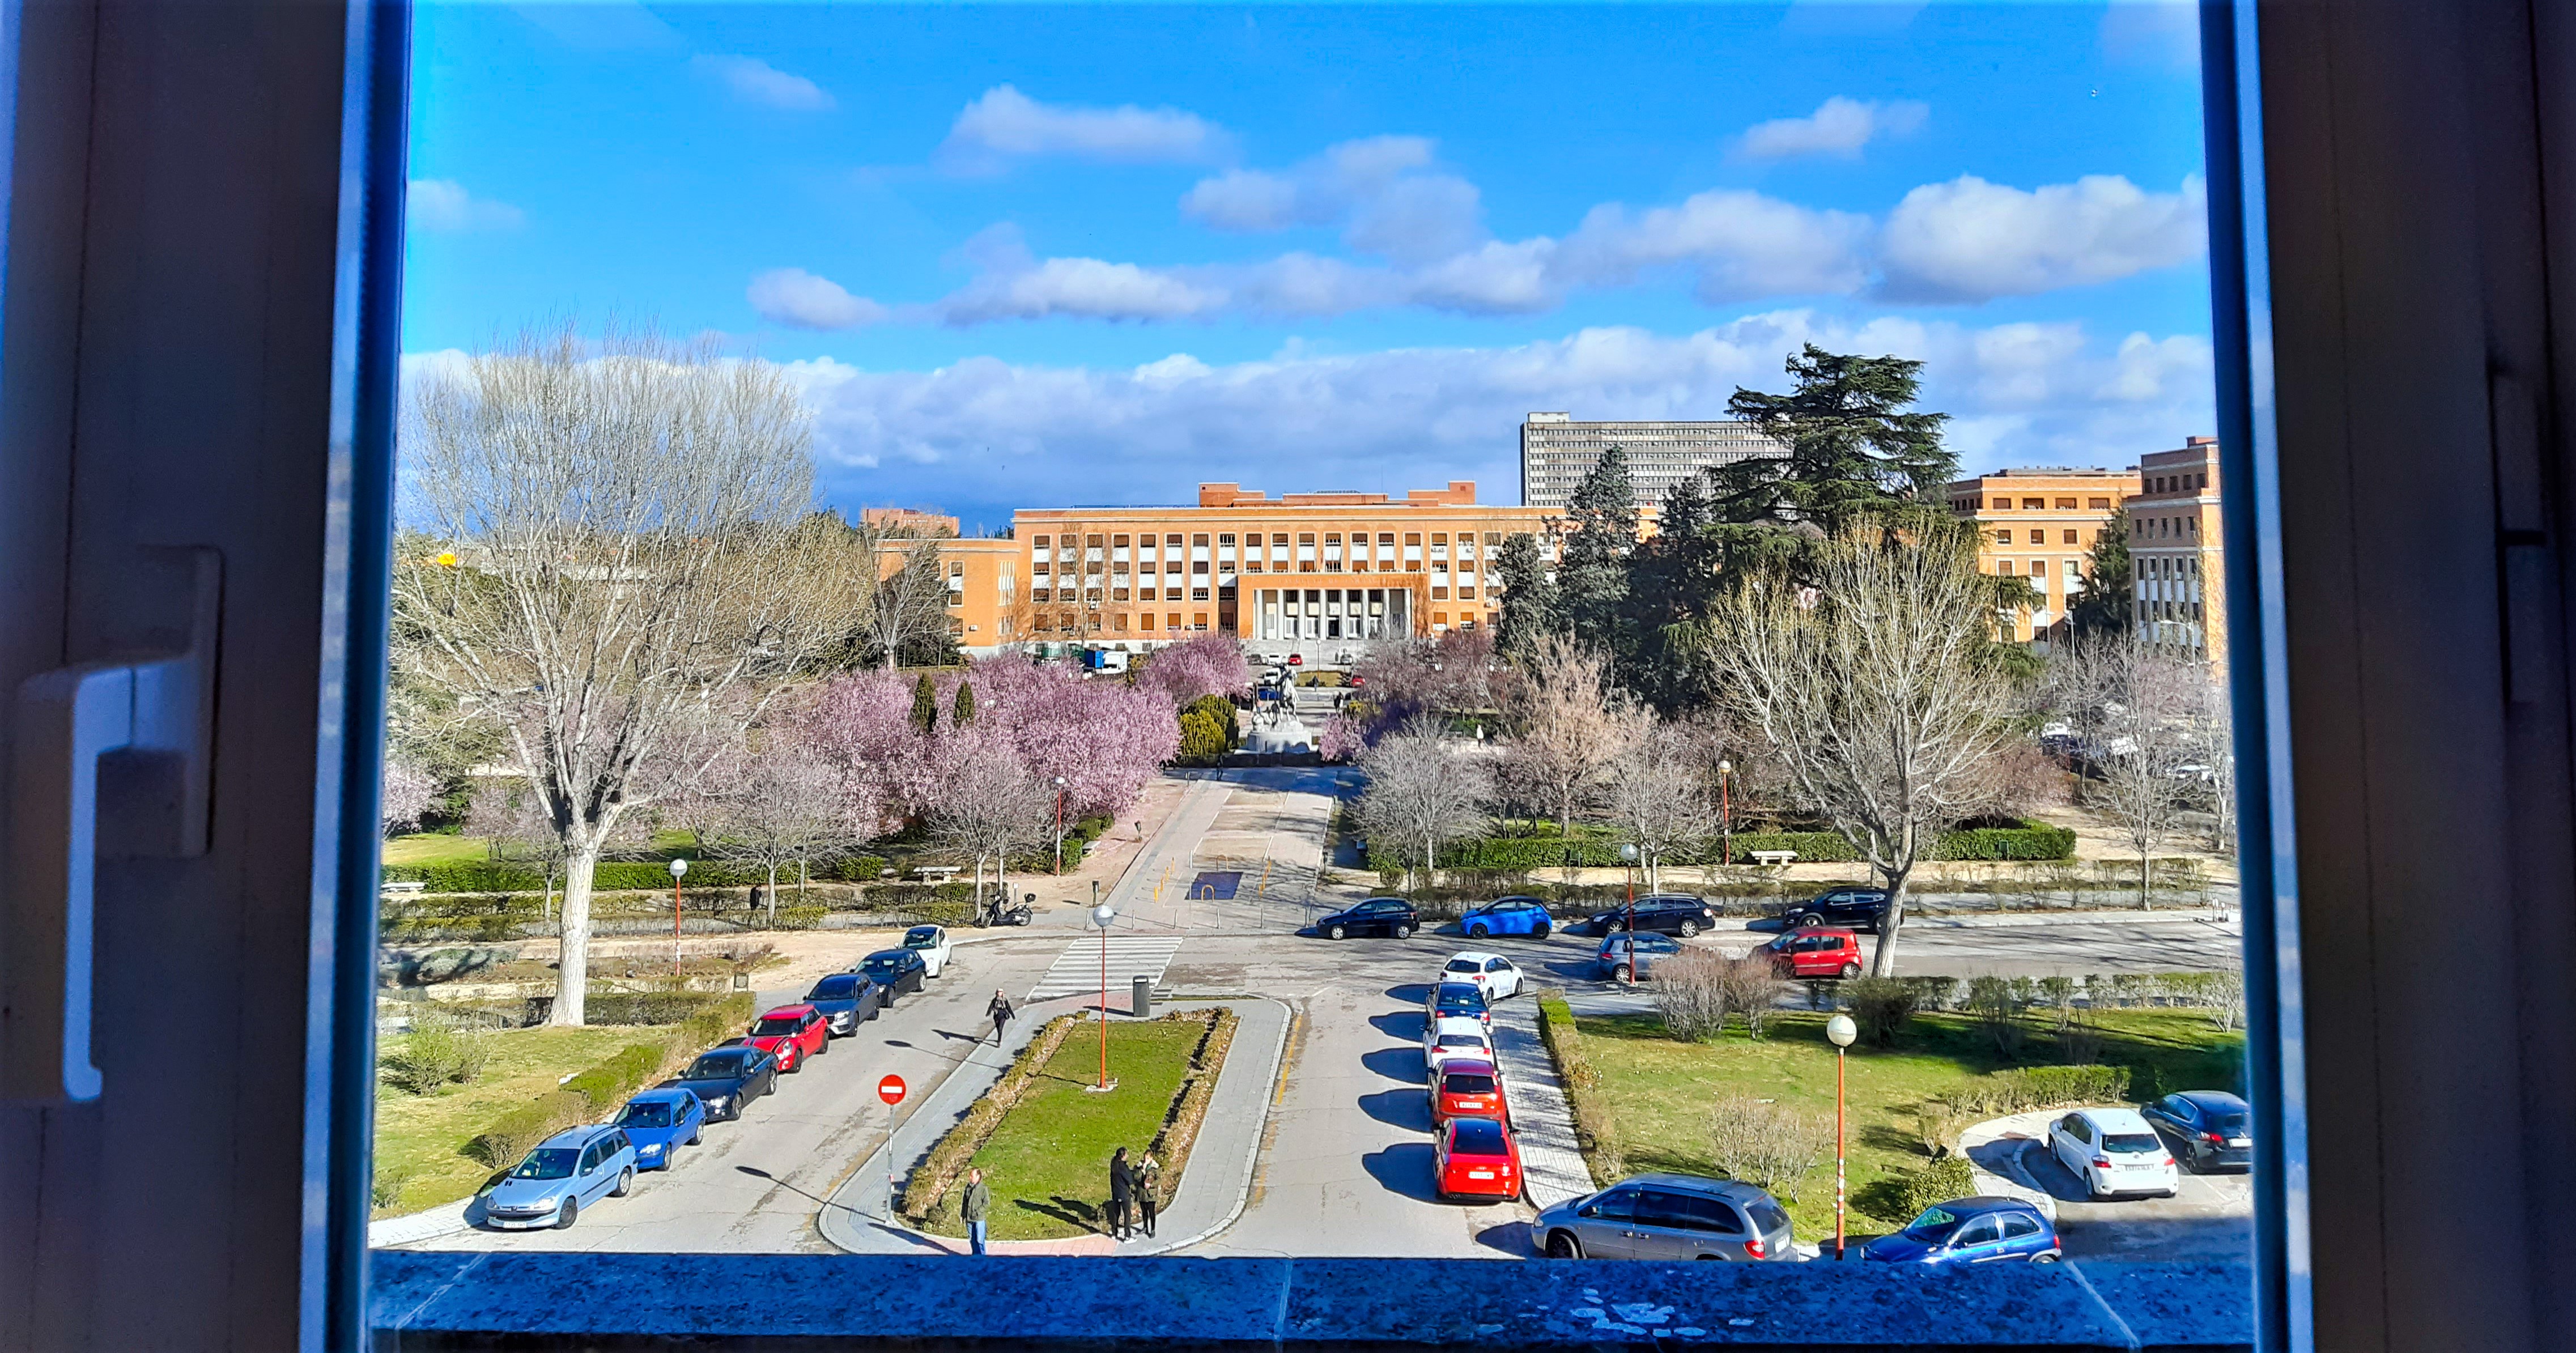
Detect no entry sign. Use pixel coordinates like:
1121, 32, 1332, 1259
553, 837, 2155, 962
877, 1074, 907, 1106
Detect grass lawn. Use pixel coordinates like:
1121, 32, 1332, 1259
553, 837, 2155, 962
926, 1018, 1206, 1241
371, 1025, 645, 1217
1578, 1008, 2245, 1244
382, 832, 491, 867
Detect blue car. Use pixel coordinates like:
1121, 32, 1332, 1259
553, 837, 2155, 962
612, 1088, 705, 1172
1860, 1196, 2061, 1265
858, 948, 928, 1001
804, 971, 886, 1036
1460, 896, 1554, 939
481, 1125, 637, 1231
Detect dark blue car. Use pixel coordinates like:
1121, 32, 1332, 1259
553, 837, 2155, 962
612, 1088, 705, 1171
666, 1046, 778, 1123
1460, 896, 1554, 939
858, 948, 928, 1001
804, 971, 886, 1036
1860, 1196, 2060, 1265
2142, 1091, 2253, 1172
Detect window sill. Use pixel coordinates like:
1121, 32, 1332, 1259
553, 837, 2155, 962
371, 1252, 2249, 1350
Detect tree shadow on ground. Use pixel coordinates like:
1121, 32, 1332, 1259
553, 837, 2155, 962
1358, 1088, 1431, 1131
1360, 1048, 1426, 1085
1859, 1124, 1927, 1158
1367, 1011, 1425, 1041
1010, 1195, 1102, 1234
1474, 1219, 1536, 1256
1381, 983, 1432, 1003
1361, 1143, 1442, 1203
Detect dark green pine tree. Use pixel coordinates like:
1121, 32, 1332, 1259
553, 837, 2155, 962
951, 679, 976, 727
1557, 445, 1638, 654
2067, 511, 2133, 640
1704, 344, 1962, 577
1618, 474, 1729, 709
910, 671, 941, 734
1492, 532, 1563, 661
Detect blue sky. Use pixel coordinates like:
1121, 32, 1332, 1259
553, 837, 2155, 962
407, 1, 2214, 531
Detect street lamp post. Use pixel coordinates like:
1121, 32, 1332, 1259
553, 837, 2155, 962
1826, 1012, 1857, 1260
1619, 843, 1639, 981
1053, 776, 1068, 874
668, 858, 689, 976
1089, 900, 1119, 1091
1718, 758, 1734, 867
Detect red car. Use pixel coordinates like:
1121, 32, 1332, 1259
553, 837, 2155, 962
1435, 1116, 1521, 1201
744, 1003, 829, 1073
1765, 927, 1866, 979
1430, 1058, 1508, 1127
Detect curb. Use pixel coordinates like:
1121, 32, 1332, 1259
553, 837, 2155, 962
368, 1197, 478, 1249
1123, 996, 1293, 1257
1959, 1112, 2067, 1222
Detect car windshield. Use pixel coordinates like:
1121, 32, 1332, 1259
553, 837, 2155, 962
685, 1053, 747, 1079
511, 1148, 579, 1181
903, 927, 938, 948
752, 1016, 802, 1036
1745, 1198, 1792, 1234
2207, 1113, 2250, 1134
1902, 1205, 1965, 1241
1444, 959, 1478, 974
1443, 1073, 1497, 1094
809, 975, 858, 999
2105, 1132, 2165, 1154
1451, 1120, 1507, 1155
618, 1102, 672, 1129
862, 955, 904, 975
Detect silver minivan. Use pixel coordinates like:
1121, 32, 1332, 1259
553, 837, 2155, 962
1533, 1173, 1801, 1261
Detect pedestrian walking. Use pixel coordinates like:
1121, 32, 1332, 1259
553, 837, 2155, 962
960, 1168, 992, 1257
1107, 1147, 1134, 1239
986, 989, 1015, 1046
1136, 1154, 1162, 1239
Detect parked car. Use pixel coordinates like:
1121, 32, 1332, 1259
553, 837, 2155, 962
1430, 1057, 1508, 1126
1762, 928, 1865, 979
804, 972, 885, 1036
2142, 1091, 2254, 1172
1585, 894, 1716, 937
857, 948, 928, 1001
1860, 1196, 2061, 1265
1312, 897, 1418, 940
902, 924, 954, 978
1434, 1116, 1523, 1201
482, 1125, 636, 1231
1595, 931, 1682, 982
1779, 887, 1891, 933
668, 1045, 779, 1122
2047, 1107, 2180, 1199
611, 1088, 705, 1172
1425, 980, 1493, 1029
1533, 1174, 1800, 1261
1440, 951, 1525, 1002
1460, 896, 1554, 939
744, 1003, 829, 1073
1424, 1015, 1495, 1075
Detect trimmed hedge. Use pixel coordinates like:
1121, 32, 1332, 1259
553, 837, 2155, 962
467, 1090, 589, 1169
1939, 1063, 2132, 1120
1536, 992, 1625, 1184
1933, 823, 2079, 861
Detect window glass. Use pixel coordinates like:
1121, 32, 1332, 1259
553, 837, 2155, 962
1953, 1216, 2001, 1247
2001, 1213, 2044, 1240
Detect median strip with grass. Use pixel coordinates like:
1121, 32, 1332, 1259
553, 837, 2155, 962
906, 1009, 1238, 1243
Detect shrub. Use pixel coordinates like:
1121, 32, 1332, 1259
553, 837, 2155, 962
1940, 1064, 2133, 1121
1933, 822, 2077, 861
564, 1041, 671, 1111
1651, 952, 1729, 1041
371, 1163, 416, 1210
467, 1089, 589, 1169
2057, 1018, 2105, 1066
1176, 709, 1229, 766
1902, 975, 1963, 1013
379, 1019, 492, 1095
1708, 1095, 1833, 1202
2038, 976, 2077, 1028
1715, 956, 1789, 1040
1842, 977, 1916, 1046
1894, 1156, 1976, 1220
582, 989, 749, 1028
1914, 1101, 1965, 1160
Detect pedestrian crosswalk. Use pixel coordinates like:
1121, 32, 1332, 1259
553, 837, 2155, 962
1026, 935, 1185, 1001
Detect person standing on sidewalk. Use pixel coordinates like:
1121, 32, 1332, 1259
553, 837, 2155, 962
987, 989, 1015, 1046
1134, 1154, 1162, 1239
960, 1168, 992, 1256
1106, 1147, 1134, 1239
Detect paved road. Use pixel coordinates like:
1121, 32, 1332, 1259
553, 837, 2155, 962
1968, 1117, 2254, 1263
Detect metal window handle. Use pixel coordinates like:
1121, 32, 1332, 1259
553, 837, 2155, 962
7, 549, 219, 1103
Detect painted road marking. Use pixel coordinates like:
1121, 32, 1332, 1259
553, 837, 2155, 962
1026, 935, 1187, 1000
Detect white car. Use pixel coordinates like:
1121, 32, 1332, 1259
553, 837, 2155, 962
1440, 951, 1525, 1002
901, 924, 953, 978
1423, 1015, 1495, 1075
2047, 1107, 2179, 1199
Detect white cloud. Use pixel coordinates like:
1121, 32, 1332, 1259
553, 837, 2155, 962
407, 180, 524, 231
772, 313, 2214, 516
692, 54, 835, 111
1557, 189, 1873, 300
1738, 97, 1929, 159
1181, 135, 1481, 265
1877, 174, 2207, 301
2101, 0, 2201, 70
939, 85, 1233, 171
747, 268, 887, 330
935, 256, 1229, 325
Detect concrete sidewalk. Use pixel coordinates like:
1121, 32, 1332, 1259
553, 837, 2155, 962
1485, 999, 1592, 1210
818, 997, 1290, 1258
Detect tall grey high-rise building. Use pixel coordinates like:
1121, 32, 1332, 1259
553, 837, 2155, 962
1518, 412, 1783, 509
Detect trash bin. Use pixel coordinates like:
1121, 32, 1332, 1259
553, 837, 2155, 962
1132, 975, 1153, 1018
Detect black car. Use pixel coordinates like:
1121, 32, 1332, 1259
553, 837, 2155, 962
802, 972, 886, 1036
1780, 887, 1891, 933
666, 1046, 779, 1122
1312, 897, 1418, 941
857, 948, 928, 1001
2141, 1091, 2253, 1172
1585, 894, 1717, 938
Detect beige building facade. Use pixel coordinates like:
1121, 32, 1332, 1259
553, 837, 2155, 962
2129, 437, 2226, 669
1948, 466, 2141, 643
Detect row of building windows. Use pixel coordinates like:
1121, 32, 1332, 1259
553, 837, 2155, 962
1027, 530, 1510, 552
1994, 529, 2092, 546
1954, 495, 2120, 512
2139, 514, 2201, 539
2144, 473, 2209, 494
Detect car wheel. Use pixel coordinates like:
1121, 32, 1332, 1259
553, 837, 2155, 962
2032, 1253, 2060, 1265
1328, 923, 1348, 941
1613, 963, 1634, 984
814, 1035, 828, 1056
688, 1125, 703, 1146
1469, 923, 1490, 938
1797, 913, 1824, 929
1678, 920, 1700, 938
1393, 923, 1414, 939
1545, 1231, 1582, 1260
1533, 922, 1550, 938
611, 1167, 633, 1198
555, 1198, 580, 1231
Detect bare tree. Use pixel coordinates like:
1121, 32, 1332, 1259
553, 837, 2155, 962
1600, 716, 1712, 894
394, 326, 870, 1024
1708, 1095, 1833, 1200
2048, 636, 2206, 907
1502, 633, 1633, 836
698, 735, 846, 925
927, 730, 1054, 920
867, 533, 955, 669
1707, 527, 2013, 976
1354, 718, 1494, 891
2185, 674, 2238, 853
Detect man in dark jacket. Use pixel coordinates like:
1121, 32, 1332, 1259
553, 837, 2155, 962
1107, 1147, 1134, 1240
987, 989, 1015, 1046
960, 1167, 992, 1256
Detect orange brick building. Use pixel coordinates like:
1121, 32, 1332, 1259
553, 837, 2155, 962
2129, 437, 2226, 669
1947, 466, 2143, 644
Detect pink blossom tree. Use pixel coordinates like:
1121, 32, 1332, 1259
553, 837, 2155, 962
1137, 633, 1252, 707
381, 756, 437, 837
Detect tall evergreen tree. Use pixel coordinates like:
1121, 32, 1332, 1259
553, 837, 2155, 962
1493, 532, 1563, 660
1619, 474, 1730, 709
910, 671, 940, 734
1558, 445, 1638, 653
2067, 512, 2133, 640
951, 678, 977, 727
